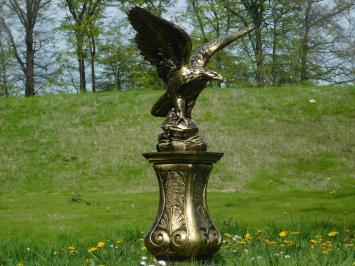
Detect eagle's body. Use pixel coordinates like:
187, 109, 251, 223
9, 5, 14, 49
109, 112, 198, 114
128, 7, 255, 123
152, 66, 209, 118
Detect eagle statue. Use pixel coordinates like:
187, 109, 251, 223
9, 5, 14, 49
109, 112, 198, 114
128, 7, 255, 152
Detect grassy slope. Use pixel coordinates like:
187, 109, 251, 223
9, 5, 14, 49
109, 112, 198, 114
0, 86, 354, 245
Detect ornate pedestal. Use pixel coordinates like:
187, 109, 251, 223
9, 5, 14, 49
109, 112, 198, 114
143, 152, 223, 261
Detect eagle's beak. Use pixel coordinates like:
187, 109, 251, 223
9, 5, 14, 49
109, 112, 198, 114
207, 71, 223, 81
214, 73, 223, 81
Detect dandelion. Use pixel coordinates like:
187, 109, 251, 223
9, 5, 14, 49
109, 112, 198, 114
245, 233, 252, 240
239, 240, 246, 245
224, 233, 232, 238
310, 239, 317, 245
279, 231, 287, 238
97, 241, 105, 248
88, 247, 97, 253
327, 231, 338, 237
68, 246, 77, 253
283, 240, 293, 246
323, 241, 333, 247
265, 239, 277, 246
256, 229, 263, 234
116, 240, 123, 245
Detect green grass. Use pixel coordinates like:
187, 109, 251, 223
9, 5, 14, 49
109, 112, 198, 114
0, 86, 354, 265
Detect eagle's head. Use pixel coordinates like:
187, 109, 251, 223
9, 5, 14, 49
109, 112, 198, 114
204, 70, 223, 81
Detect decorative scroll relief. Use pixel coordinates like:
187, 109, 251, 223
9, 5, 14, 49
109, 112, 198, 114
155, 170, 187, 249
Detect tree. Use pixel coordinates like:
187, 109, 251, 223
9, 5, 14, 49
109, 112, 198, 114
188, 0, 232, 87
0, 0, 52, 96
297, 0, 354, 83
224, 0, 267, 87
63, 0, 103, 93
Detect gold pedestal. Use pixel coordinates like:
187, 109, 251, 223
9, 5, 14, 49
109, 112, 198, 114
143, 151, 223, 261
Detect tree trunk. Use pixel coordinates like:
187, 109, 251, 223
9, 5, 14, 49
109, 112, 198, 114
112, 65, 121, 91
0, 37, 9, 97
77, 38, 86, 93
300, 0, 312, 82
255, 26, 265, 87
272, 20, 278, 85
25, 27, 35, 97
90, 35, 96, 93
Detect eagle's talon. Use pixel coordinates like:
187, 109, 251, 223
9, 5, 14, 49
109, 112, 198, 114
175, 115, 189, 126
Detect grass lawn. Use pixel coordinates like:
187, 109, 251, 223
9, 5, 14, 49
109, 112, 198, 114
0, 86, 354, 265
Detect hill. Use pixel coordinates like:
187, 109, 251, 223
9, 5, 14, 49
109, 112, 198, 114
1, 86, 354, 194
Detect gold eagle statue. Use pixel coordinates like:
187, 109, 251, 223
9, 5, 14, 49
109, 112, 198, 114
128, 7, 255, 151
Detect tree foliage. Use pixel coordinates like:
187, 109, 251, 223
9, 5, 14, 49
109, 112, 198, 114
0, 0, 353, 96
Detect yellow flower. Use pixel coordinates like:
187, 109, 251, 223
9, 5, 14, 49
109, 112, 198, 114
269, 240, 277, 246
323, 241, 333, 247
97, 241, 105, 248
265, 239, 277, 246
327, 231, 338, 237
88, 247, 97, 253
239, 240, 246, 245
256, 228, 264, 234
244, 233, 252, 240
310, 239, 317, 245
283, 240, 293, 246
279, 231, 287, 238
67, 246, 77, 253
224, 233, 232, 238
116, 240, 123, 245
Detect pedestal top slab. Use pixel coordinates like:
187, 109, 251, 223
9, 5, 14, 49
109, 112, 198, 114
143, 151, 223, 164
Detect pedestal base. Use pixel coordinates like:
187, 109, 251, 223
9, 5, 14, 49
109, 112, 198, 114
143, 151, 223, 260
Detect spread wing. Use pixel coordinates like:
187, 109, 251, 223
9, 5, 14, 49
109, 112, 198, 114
128, 7, 192, 83
190, 26, 256, 67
